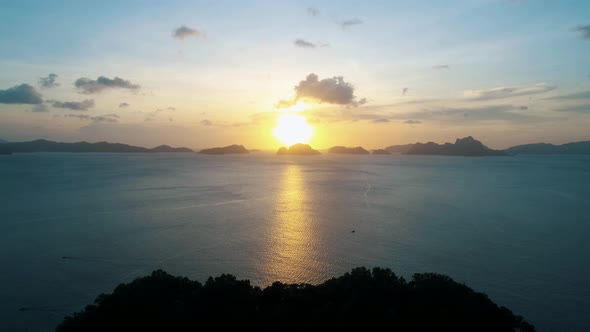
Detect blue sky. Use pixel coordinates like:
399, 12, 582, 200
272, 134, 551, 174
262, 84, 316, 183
1, 0, 589, 149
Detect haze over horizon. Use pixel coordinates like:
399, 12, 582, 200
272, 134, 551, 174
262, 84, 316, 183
1, 0, 590, 150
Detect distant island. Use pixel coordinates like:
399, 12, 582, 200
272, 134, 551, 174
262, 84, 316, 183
0, 139, 192, 154
199, 144, 249, 155
384, 138, 504, 156
393, 136, 506, 157
382, 137, 590, 156
384, 143, 414, 154
2, 137, 589, 157
504, 141, 590, 155
328, 146, 370, 154
277, 143, 321, 155
55, 267, 534, 332
0, 138, 11, 154
372, 149, 391, 155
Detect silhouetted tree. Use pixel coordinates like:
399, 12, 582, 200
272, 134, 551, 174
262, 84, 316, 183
56, 267, 535, 332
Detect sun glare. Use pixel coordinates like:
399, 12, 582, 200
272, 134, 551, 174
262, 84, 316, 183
273, 113, 314, 146
283, 102, 309, 113
273, 101, 314, 146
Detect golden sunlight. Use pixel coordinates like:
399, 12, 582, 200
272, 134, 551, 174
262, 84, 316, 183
273, 113, 314, 146
273, 102, 314, 146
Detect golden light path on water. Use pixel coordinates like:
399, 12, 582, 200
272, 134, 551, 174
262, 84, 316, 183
262, 164, 324, 284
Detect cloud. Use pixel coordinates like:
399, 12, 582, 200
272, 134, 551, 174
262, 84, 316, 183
282, 73, 362, 106
75, 76, 140, 94
52, 99, 95, 111
464, 83, 556, 100
0, 84, 43, 104
39, 73, 59, 88
294, 39, 329, 48
317, 104, 555, 125
433, 64, 450, 70
173, 25, 203, 40
402, 87, 408, 96
574, 24, 590, 39
393, 105, 550, 124
65, 113, 119, 123
544, 90, 590, 100
307, 7, 319, 17
32, 104, 49, 112
340, 18, 363, 28
119, 102, 130, 108
553, 104, 590, 113
275, 99, 295, 108
404, 120, 422, 124
294, 39, 316, 48
200, 119, 212, 126
149, 107, 175, 116
144, 107, 176, 121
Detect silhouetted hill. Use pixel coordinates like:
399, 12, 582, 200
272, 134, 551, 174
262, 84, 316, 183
385, 144, 414, 154
150, 145, 193, 153
277, 143, 321, 155
0, 139, 10, 154
372, 149, 391, 155
405, 136, 506, 156
0, 139, 193, 153
199, 144, 249, 155
328, 146, 370, 154
55, 267, 534, 332
0, 141, 11, 154
504, 141, 590, 155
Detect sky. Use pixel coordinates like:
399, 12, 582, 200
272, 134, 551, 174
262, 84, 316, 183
0, 0, 589, 150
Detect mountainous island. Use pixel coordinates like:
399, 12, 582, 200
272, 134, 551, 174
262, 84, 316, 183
372, 149, 391, 155
55, 267, 534, 332
382, 137, 505, 157
384, 138, 505, 156
328, 146, 370, 154
383, 137, 590, 156
0, 139, 192, 154
504, 141, 590, 155
277, 143, 321, 155
199, 144, 250, 155
404, 136, 506, 156
2, 137, 589, 157
384, 143, 415, 154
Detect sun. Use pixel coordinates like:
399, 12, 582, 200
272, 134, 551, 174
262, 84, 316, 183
273, 102, 314, 146
273, 114, 314, 146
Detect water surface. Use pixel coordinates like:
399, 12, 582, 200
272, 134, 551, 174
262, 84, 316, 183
0, 153, 589, 331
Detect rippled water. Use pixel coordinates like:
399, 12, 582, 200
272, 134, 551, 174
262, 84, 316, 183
0, 152, 589, 331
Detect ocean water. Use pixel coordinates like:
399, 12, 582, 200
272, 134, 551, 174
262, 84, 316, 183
0, 152, 589, 331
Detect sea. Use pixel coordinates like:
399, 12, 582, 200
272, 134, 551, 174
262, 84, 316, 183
0, 152, 589, 331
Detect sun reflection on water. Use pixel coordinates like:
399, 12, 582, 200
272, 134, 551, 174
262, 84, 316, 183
263, 164, 321, 284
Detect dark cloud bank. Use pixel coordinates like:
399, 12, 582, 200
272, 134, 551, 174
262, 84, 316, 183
39, 73, 59, 88
52, 99, 95, 111
75, 76, 140, 94
173, 26, 203, 40
278, 73, 364, 107
0, 84, 43, 104
574, 24, 590, 39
